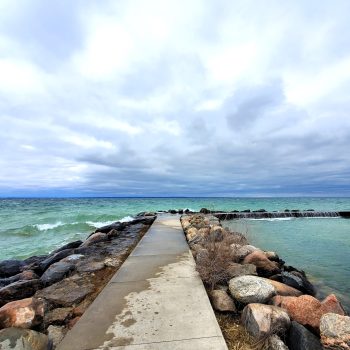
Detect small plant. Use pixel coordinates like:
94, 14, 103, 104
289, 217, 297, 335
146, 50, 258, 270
196, 229, 240, 289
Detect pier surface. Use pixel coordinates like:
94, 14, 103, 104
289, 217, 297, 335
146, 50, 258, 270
57, 215, 227, 350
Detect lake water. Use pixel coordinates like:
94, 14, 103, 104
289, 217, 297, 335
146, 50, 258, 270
0, 197, 349, 310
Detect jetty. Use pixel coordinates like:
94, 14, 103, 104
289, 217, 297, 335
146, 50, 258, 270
213, 210, 350, 220
57, 215, 228, 350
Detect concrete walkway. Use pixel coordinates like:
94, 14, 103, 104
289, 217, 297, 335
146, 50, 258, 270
57, 215, 228, 350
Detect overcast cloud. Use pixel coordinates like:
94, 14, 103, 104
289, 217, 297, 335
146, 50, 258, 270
1, 0, 350, 197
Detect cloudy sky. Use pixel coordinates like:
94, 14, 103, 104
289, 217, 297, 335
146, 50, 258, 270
1, 0, 350, 197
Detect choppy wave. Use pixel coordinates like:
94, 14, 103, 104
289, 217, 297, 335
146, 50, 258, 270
34, 221, 64, 231
86, 216, 134, 228
86, 220, 116, 228
119, 216, 134, 223
246, 218, 293, 222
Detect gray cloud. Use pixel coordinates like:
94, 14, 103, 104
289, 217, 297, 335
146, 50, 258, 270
0, 0, 350, 196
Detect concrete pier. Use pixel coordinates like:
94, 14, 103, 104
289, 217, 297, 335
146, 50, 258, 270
57, 215, 228, 350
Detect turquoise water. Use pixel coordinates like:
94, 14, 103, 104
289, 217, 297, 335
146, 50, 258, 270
0, 197, 349, 309
224, 217, 350, 311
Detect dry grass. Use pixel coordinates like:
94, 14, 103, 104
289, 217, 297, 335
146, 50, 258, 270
216, 312, 286, 350
216, 313, 257, 350
224, 230, 249, 246
196, 230, 239, 289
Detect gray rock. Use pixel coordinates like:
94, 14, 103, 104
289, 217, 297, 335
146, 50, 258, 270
81, 232, 108, 247
236, 245, 261, 260
287, 321, 323, 350
226, 263, 257, 278
0, 327, 49, 350
39, 249, 75, 272
0, 280, 41, 306
241, 303, 290, 340
229, 275, 276, 304
47, 325, 65, 348
44, 307, 72, 325
320, 313, 350, 349
51, 240, 82, 254
267, 335, 289, 350
280, 270, 315, 296
209, 290, 236, 312
22, 256, 47, 273
61, 254, 84, 262
0, 270, 39, 288
40, 262, 75, 286
0, 260, 25, 278
36, 277, 94, 307
106, 229, 120, 238
76, 261, 105, 273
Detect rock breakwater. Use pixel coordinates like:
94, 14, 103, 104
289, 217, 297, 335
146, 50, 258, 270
181, 213, 349, 349
0, 215, 156, 349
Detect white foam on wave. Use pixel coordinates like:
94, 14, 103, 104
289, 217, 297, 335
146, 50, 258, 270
34, 221, 64, 231
119, 216, 135, 223
247, 218, 293, 222
87, 216, 134, 228
86, 220, 116, 228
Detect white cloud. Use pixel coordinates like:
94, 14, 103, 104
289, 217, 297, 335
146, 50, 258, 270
0, 58, 47, 96
284, 56, 350, 107
61, 134, 115, 150
1, 0, 350, 196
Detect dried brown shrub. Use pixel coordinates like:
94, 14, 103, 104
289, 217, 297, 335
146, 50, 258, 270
224, 229, 249, 246
196, 230, 240, 289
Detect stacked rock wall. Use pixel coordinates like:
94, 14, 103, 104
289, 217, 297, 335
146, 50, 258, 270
0, 216, 156, 349
181, 213, 348, 349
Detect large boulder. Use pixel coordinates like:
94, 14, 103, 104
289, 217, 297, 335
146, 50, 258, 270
287, 321, 323, 350
93, 221, 124, 234
267, 335, 289, 350
320, 313, 350, 349
0, 327, 49, 349
186, 228, 198, 241
272, 294, 345, 332
0, 280, 41, 306
209, 290, 236, 312
81, 232, 108, 247
51, 240, 82, 254
44, 307, 72, 325
197, 227, 210, 237
36, 276, 94, 307
39, 248, 75, 272
21, 256, 47, 274
229, 275, 276, 304
243, 251, 280, 276
0, 260, 25, 278
40, 261, 75, 286
241, 303, 290, 340
264, 279, 302, 297
235, 245, 261, 260
0, 270, 38, 288
226, 263, 257, 278
76, 261, 105, 273
47, 325, 66, 348
278, 270, 315, 295
0, 297, 46, 329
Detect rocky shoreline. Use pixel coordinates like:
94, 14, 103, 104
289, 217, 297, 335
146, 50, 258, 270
181, 213, 350, 350
0, 209, 349, 349
0, 215, 156, 349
